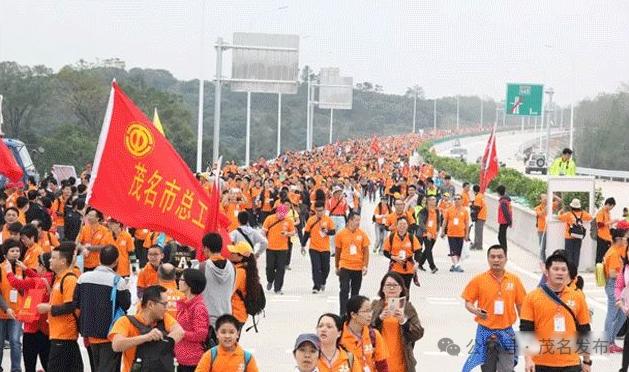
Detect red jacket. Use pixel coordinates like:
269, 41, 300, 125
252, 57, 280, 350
174, 294, 209, 366
497, 196, 513, 226
7, 269, 53, 334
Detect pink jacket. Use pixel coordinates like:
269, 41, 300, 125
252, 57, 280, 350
614, 264, 629, 301
174, 294, 209, 366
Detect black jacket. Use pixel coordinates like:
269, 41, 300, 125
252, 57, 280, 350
74, 266, 131, 339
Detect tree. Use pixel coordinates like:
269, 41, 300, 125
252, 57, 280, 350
0, 62, 51, 138
405, 85, 425, 99
55, 65, 109, 131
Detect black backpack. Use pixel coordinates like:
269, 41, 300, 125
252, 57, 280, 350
569, 212, 586, 240
127, 316, 175, 372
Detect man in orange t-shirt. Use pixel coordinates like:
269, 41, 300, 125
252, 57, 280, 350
520, 253, 592, 371
36, 242, 83, 371
440, 194, 470, 273
109, 285, 184, 372
334, 212, 370, 315
302, 201, 335, 293
596, 197, 620, 264
461, 245, 526, 372
137, 245, 163, 299
262, 204, 295, 294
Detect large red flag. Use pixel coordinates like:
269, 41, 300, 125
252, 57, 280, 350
87, 82, 219, 257
479, 128, 498, 193
0, 140, 24, 183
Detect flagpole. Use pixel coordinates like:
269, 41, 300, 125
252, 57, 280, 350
86, 83, 116, 204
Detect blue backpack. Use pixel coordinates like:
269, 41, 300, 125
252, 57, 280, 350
210, 346, 251, 369
109, 275, 126, 330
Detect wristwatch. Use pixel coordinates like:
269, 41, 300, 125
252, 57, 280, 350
582, 359, 592, 366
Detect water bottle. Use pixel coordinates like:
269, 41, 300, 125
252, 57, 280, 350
131, 357, 142, 372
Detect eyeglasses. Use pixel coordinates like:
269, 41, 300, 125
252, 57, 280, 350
384, 283, 400, 289
153, 300, 168, 307
357, 309, 371, 314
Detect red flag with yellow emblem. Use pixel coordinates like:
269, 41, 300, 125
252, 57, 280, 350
87, 82, 217, 256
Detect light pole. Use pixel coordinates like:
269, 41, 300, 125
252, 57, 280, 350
456, 95, 460, 131
433, 98, 437, 135
480, 98, 484, 130
412, 87, 417, 133
196, 0, 207, 172
544, 87, 554, 157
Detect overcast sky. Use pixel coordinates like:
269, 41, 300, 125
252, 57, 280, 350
1, 0, 628, 105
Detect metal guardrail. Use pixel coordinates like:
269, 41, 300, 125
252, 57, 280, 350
576, 167, 629, 182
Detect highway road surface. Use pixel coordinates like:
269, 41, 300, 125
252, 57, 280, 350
434, 130, 629, 214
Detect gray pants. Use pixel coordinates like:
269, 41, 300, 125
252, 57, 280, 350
481, 337, 515, 372
538, 231, 547, 262
473, 220, 485, 250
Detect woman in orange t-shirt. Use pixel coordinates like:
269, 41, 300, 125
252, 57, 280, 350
315, 313, 361, 372
340, 296, 389, 372
371, 272, 424, 372
227, 242, 261, 327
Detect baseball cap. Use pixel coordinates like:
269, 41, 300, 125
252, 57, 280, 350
293, 333, 320, 353
227, 241, 253, 257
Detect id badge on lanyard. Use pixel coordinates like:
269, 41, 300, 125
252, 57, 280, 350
494, 298, 504, 315
554, 312, 566, 332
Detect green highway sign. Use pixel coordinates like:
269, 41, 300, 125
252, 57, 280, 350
505, 83, 543, 116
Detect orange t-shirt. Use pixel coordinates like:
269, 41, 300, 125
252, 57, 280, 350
0, 265, 22, 319
383, 233, 421, 274
317, 347, 362, 372
444, 207, 469, 238
161, 280, 185, 318
109, 312, 177, 372
77, 224, 114, 269
304, 215, 334, 252
137, 264, 159, 290
596, 208, 612, 242
194, 344, 259, 372
558, 211, 592, 239
263, 215, 295, 251
113, 231, 134, 277
232, 264, 247, 323
40, 231, 60, 253
461, 270, 527, 329
372, 203, 390, 225
23, 243, 44, 270
473, 193, 487, 221
520, 287, 590, 367
461, 191, 471, 208
381, 317, 406, 372
48, 269, 79, 340
340, 323, 388, 371
423, 209, 439, 238
50, 197, 68, 228
384, 211, 415, 233
603, 244, 626, 278
335, 228, 370, 271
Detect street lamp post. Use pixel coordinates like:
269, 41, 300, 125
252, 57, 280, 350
412, 89, 417, 134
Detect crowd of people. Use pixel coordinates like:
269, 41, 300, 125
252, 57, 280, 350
0, 130, 628, 372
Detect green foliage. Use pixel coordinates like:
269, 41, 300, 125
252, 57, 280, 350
418, 141, 602, 209
574, 89, 629, 170
0, 60, 498, 173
